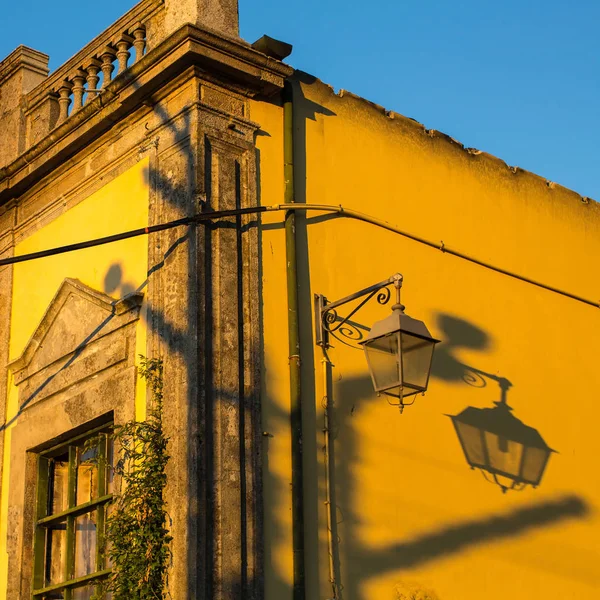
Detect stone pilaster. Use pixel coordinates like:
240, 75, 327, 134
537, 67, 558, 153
0, 46, 49, 169
144, 71, 263, 598
148, 113, 202, 599
164, 0, 239, 38
202, 130, 261, 599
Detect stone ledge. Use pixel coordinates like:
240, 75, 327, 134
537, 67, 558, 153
0, 23, 293, 205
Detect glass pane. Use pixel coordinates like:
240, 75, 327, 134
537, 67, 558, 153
521, 446, 550, 485
74, 512, 97, 578
401, 333, 434, 391
364, 333, 401, 391
381, 386, 403, 398
454, 422, 486, 467
104, 503, 115, 569
77, 445, 99, 505
45, 522, 67, 586
72, 585, 95, 599
106, 435, 114, 494
51, 454, 69, 515
485, 432, 523, 477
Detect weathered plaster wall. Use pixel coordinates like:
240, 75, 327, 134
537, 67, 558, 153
252, 76, 600, 600
0, 159, 149, 598
0, 1, 288, 596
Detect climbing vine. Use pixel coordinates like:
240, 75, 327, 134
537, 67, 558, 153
94, 356, 171, 600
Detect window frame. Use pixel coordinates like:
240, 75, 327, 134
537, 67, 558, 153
31, 423, 113, 599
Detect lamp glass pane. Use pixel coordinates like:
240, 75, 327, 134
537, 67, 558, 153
364, 333, 401, 392
521, 446, 550, 485
484, 432, 523, 478
400, 333, 435, 391
454, 421, 486, 467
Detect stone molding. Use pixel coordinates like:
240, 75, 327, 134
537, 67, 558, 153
0, 20, 271, 595
12, 147, 143, 245
8, 278, 143, 409
0, 23, 292, 204
5, 278, 142, 598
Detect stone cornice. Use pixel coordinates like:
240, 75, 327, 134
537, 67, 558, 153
0, 23, 293, 205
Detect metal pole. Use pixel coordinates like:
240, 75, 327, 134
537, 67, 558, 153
284, 80, 306, 600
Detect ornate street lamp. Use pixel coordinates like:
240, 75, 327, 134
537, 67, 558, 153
315, 273, 440, 413
449, 400, 555, 493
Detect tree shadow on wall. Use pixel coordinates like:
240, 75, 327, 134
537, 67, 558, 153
261, 77, 592, 598
7, 75, 273, 600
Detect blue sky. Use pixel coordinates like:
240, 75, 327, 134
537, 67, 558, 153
2, 0, 599, 199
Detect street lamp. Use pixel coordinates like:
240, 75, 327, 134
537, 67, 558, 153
449, 400, 555, 493
315, 273, 440, 412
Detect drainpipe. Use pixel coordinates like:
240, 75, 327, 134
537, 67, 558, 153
283, 80, 305, 600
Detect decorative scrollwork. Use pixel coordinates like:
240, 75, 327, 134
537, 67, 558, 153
322, 288, 381, 338
316, 275, 402, 350
337, 324, 363, 341
376, 287, 391, 305
329, 331, 363, 351
324, 308, 338, 326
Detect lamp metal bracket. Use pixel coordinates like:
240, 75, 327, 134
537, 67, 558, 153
315, 273, 403, 349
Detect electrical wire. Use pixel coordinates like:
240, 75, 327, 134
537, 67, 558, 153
1, 202, 598, 311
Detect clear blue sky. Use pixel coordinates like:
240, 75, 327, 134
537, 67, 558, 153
2, 1, 599, 199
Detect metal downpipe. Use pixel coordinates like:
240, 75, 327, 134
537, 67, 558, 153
283, 80, 306, 600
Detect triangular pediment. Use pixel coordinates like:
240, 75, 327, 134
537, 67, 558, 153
9, 278, 143, 384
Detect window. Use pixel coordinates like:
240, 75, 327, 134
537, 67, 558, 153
32, 425, 114, 599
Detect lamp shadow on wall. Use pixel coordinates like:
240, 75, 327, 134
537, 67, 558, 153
432, 313, 556, 492
267, 78, 592, 598
322, 312, 590, 600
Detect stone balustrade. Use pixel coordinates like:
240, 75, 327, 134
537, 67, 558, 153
0, 0, 251, 170
53, 26, 146, 125
23, 0, 163, 149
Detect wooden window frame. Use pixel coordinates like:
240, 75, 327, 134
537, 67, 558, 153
31, 424, 113, 599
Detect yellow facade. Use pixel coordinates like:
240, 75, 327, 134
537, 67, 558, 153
0, 159, 150, 597
253, 79, 600, 599
1, 15, 599, 598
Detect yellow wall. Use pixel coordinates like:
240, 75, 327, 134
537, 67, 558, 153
252, 80, 600, 600
0, 158, 150, 597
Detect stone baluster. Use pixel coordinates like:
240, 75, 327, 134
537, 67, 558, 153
100, 47, 116, 89
56, 81, 73, 125
131, 25, 146, 63
84, 59, 102, 104
71, 70, 86, 113
115, 35, 134, 75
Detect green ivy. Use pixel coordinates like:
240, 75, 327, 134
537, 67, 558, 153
94, 356, 171, 600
